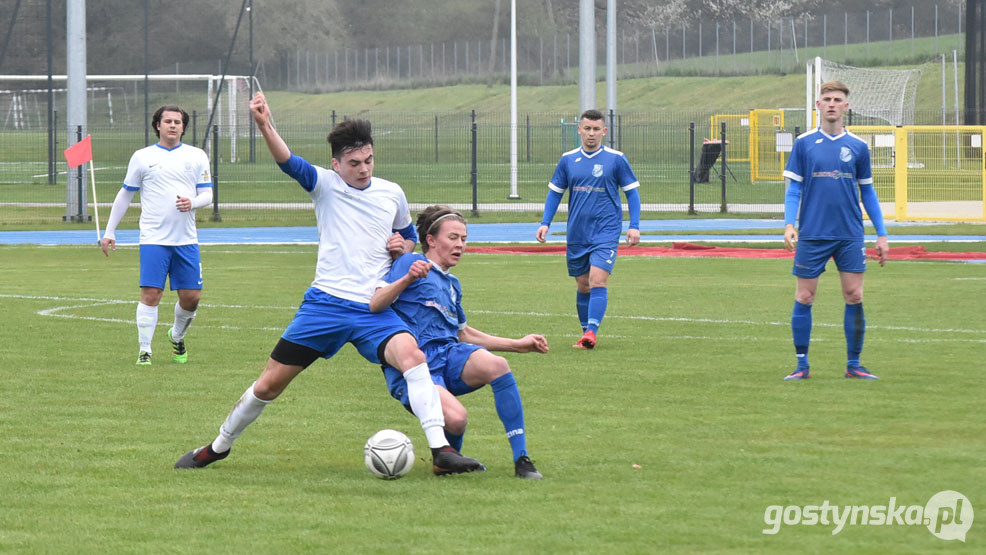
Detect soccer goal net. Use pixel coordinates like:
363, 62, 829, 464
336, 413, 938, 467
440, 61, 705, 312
811, 57, 922, 127
0, 74, 258, 160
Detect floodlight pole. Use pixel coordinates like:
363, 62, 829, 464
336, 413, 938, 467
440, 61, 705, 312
47, 0, 55, 184
508, 0, 520, 199
144, 0, 150, 146
65, 0, 88, 222
248, 0, 256, 163
579, 0, 595, 114
606, 0, 616, 148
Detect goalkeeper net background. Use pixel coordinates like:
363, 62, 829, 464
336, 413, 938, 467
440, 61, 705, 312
810, 57, 922, 127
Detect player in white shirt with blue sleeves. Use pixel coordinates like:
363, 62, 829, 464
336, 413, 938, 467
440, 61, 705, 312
174, 92, 485, 476
101, 105, 213, 366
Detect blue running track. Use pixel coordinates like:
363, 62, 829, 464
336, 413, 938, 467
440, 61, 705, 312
1, 219, 984, 245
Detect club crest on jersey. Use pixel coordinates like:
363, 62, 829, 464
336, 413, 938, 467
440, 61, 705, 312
449, 284, 457, 304
840, 147, 852, 162
592, 164, 603, 178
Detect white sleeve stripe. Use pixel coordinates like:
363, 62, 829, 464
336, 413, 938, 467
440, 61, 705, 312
858, 177, 874, 185
621, 181, 640, 191
458, 322, 467, 330
782, 171, 803, 182
547, 182, 565, 193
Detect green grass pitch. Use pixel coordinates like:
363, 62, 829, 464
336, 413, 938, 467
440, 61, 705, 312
0, 244, 983, 552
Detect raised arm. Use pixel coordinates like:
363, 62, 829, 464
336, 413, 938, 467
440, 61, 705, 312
249, 92, 290, 164
457, 326, 549, 354
368, 258, 431, 313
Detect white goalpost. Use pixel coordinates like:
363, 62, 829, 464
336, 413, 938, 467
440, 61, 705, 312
0, 74, 258, 161
809, 57, 922, 127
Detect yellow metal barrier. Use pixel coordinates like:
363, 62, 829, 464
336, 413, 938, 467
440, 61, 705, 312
747, 121, 986, 221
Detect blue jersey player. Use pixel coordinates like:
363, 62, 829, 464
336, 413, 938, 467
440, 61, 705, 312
536, 109, 641, 350
371, 206, 549, 479
174, 93, 484, 476
781, 80, 889, 381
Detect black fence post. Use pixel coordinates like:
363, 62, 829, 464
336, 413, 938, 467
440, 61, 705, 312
720, 121, 727, 213
618, 114, 622, 151
192, 110, 198, 146
434, 115, 439, 163
608, 109, 616, 148
470, 110, 479, 218
332, 110, 337, 128
688, 122, 696, 215
526, 114, 531, 163
211, 124, 222, 222
51, 110, 58, 185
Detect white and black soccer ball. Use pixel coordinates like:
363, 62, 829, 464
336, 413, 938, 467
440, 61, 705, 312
364, 429, 414, 479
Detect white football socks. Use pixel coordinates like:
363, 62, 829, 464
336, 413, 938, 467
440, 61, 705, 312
172, 301, 196, 341
403, 363, 448, 448
136, 302, 158, 352
212, 383, 270, 454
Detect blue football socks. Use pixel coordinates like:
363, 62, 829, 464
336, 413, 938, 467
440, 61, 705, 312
792, 301, 812, 368
444, 429, 464, 452
845, 302, 865, 367
490, 373, 527, 461
586, 287, 608, 334
576, 290, 590, 332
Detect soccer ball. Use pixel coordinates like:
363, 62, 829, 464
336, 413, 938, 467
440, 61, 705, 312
364, 429, 414, 479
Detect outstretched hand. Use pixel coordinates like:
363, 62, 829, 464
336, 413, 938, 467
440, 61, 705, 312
517, 334, 549, 354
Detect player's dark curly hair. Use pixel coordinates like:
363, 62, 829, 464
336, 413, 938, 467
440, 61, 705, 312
327, 119, 374, 160
416, 205, 467, 253
152, 105, 190, 138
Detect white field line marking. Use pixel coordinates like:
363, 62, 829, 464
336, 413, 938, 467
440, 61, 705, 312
4, 293, 984, 342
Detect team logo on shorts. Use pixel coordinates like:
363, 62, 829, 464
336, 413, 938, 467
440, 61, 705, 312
840, 147, 852, 162
592, 164, 604, 178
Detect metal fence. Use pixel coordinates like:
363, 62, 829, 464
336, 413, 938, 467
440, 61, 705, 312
4, 108, 981, 227
265, 4, 965, 90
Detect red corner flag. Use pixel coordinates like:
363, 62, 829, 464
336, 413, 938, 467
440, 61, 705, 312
63, 135, 93, 169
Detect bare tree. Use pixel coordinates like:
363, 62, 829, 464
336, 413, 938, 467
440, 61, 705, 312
487, 0, 501, 84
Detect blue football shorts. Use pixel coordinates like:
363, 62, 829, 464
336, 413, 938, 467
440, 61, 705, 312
383, 341, 486, 409
792, 239, 866, 278
567, 242, 619, 277
139, 244, 202, 290
281, 287, 413, 365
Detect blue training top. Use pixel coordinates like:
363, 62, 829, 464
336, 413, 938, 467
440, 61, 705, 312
383, 253, 466, 348
782, 128, 875, 240
545, 146, 640, 246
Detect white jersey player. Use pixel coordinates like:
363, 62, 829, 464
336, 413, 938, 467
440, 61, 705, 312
174, 92, 486, 477
101, 105, 213, 366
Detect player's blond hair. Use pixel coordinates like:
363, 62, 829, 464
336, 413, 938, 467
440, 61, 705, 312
819, 80, 849, 97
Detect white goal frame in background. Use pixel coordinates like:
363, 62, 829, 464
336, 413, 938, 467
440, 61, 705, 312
808, 57, 922, 128
0, 74, 257, 161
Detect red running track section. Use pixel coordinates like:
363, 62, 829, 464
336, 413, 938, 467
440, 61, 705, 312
467, 242, 986, 261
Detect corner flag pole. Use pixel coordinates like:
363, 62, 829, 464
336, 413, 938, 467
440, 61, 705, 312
89, 159, 100, 243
